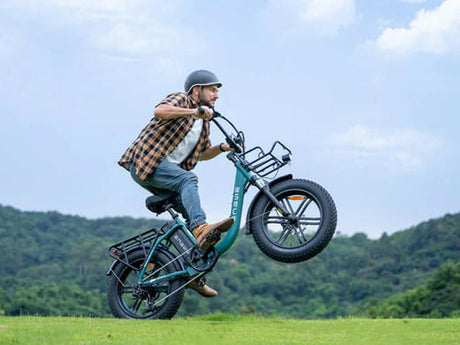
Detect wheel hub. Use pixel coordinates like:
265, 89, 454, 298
287, 214, 299, 226
132, 285, 149, 300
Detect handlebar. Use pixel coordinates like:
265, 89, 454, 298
197, 107, 222, 119
207, 108, 292, 177
197, 107, 242, 152
209, 109, 243, 154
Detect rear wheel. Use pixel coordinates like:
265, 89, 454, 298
251, 179, 337, 263
107, 249, 185, 319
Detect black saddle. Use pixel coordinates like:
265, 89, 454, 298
145, 192, 178, 214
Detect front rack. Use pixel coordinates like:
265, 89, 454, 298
243, 141, 292, 177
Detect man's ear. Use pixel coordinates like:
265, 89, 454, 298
192, 86, 203, 100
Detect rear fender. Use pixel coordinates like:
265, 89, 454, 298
245, 174, 292, 234
106, 245, 183, 276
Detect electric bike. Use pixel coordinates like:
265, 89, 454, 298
106, 111, 337, 319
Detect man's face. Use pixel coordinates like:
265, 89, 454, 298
199, 85, 219, 107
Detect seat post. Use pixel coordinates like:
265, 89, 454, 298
165, 204, 178, 219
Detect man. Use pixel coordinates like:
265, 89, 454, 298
118, 70, 233, 297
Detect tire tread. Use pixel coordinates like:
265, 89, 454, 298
251, 179, 337, 263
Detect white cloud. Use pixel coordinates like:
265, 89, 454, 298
332, 125, 441, 169
0, 0, 202, 59
264, 0, 356, 37
299, 0, 356, 33
375, 0, 460, 56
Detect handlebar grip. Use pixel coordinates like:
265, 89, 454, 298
197, 107, 220, 119
226, 138, 243, 154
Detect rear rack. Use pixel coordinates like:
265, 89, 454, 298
108, 226, 165, 270
243, 141, 292, 177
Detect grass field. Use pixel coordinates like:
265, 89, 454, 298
1, 314, 459, 345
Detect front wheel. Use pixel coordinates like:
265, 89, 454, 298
251, 179, 337, 263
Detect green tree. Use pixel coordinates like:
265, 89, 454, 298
362, 262, 460, 318
1, 203, 459, 318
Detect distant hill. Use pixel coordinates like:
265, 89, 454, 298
0, 204, 458, 318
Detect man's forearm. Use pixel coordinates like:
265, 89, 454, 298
154, 104, 197, 120
199, 145, 222, 161
200, 143, 231, 161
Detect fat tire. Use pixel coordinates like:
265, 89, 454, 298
107, 249, 185, 319
251, 179, 337, 263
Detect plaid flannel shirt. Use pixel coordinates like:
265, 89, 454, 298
118, 92, 211, 180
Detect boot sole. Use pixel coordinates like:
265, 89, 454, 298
187, 281, 218, 298
216, 218, 234, 232
199, 229, 222, 251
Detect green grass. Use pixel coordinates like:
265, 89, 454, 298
0, 315, 459, 345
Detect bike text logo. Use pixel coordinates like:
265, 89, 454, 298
172, 233, 188, 252
231, 187, 240, 217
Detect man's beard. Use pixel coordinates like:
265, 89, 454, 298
199, 94, 213, 107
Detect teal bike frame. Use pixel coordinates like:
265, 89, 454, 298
136, 160, 252, 287
215, 161, 252, 255
132, 113, 293, 289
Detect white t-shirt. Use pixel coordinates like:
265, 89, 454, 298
166, 118, 203, 164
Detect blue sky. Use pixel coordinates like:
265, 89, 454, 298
1, 0, 459, 238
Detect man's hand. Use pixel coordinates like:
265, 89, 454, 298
219, 143, 232, 152
195, 106, 213, 120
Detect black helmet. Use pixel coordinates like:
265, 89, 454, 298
184, 70, 222, 94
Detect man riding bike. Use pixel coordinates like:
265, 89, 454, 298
118, 70, 233, 297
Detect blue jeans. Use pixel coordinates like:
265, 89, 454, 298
130, 160, 206, 229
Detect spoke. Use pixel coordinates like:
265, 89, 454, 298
266, 216, 288, 224
282, 198, 296, 215
277, 227, 292, 244
296, 197, 312, 217
298, 217, 321, 226
131, 297, 143, 313
299, 226, 308, 242
293, 226, 307, 244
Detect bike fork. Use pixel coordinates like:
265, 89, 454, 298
251, 176, 292, 218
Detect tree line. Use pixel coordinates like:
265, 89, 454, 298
0, 204, 459, 318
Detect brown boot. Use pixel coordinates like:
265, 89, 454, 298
192, 218, 234, 250
187, 280, 218, 298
